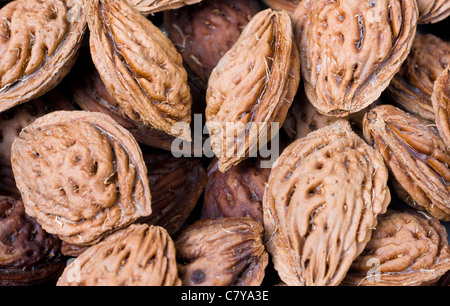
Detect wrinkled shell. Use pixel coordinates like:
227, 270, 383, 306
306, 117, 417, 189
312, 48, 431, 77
294, 0, 418, 117
11, 111, 152, 245
57, 224, 181, 286
386, 33, 450, 121
164, 0, 261, 84
88, 0, 192, 140
185, 64, 208, 114
0, 167, 19, 198
206, 9, 300, 172
71, 61, 177, 151
342, 209, 450, 286
201, 157, 270, 224
0, 0, 87, 112
175, 217, 268, 286
432, 67, 450, 148
264, 120, 391, 286
262, 0, 300, 15
363, 104, 450, 221
60, 148, 207, 257
0, 89, 74, 197
60, 241, 87, 258
282, 84, 378, 140
416, 0, 450, 23
0, 90, 74, 168
127, 0, 202, 15
137, 147, 207, 236
0, 196, 65, 286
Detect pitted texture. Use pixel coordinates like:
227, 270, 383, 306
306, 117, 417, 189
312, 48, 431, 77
164, 0, 262, 84
387, 33, 450, 120
264, 120, 390, 286
0, 1, 13, 9
11, 111, 152, 245
71, 62, 177, 151
282, 87, 340, 140
432, 67, 450, 148
57, 224, 181, 286
436, 271, 450, 286
416, 0, 450, 23
60, 241, 88, 257
293, 0, 418, 117
206, 9, 300, 172
88, 0, 192, 140
363, 105, 450, 221
61, 150, 207, 256
175, 217, 268, 286
0, 167, 19, 198
128, 0, 201, 15
0, 90, 74, 168
0, 0, 87, 112
201, 157, 270, 224
262, 0, 300, 15
342, 209, 450, 286
0, 196, 65, 286
137, 148, 207, 236
0, 89, 74, 197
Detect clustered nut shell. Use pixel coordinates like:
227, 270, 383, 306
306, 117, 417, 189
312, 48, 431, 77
0, 91, 75, 198
58, 149, 208, 257
88, 0, 192, 140
416, 0, 450, 23
127, 0, 202, 15
206, 8, 300, 172
293, 0, 418, 117
262, 0, 300, 15
202, 157, 270, 224
57, 224, 181, 286
11, 111, 152, 245
282, 85, 379, 141
363, 105, 450, 221
0, 0, 449, 288
342, 209, 450, 286
137, 148, 208, 236
175, 217, 268, 286
264, 120, 391, 286
71, 63, 178, 152
0, 90, 75, 169
164, 0, 262, 85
